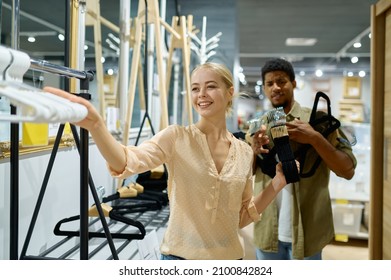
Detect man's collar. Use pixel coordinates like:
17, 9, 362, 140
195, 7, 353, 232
286, 101, 301, 121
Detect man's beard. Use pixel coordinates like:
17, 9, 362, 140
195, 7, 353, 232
272, 100, 289, 109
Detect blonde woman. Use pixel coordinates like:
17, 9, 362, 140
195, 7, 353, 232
44, 62, 297, 260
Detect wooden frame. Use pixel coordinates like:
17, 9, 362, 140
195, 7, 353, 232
311, 78, 331, 93
343, 76, 362, 99
0, 133, 75, 159
369, 0, 391, 260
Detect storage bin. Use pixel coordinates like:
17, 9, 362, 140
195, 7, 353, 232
332, 202, 364, 235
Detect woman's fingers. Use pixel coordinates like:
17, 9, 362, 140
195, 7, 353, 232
43, 86, 89, 106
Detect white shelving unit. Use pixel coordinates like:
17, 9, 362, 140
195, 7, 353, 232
329, 122, 370, 240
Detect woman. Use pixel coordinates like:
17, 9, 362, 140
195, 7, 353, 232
44, 62, 297, 260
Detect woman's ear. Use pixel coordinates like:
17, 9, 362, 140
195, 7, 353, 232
228, 86, 234, 98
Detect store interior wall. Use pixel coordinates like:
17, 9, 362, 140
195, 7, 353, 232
0, 0, 374, 259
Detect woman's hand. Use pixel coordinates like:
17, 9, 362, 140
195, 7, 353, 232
43, 86, 104, 132
251, 124, 270, 155
272, 160, 300, 192
44, 86, 127, 173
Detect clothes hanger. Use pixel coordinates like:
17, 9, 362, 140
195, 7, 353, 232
53, 181, 146, 240
53, 202, 146, 240
0, 46, 52, 122
135, 167, 169, 207
0, 45, 88, 124
102, 183, 140, 203
101, 182, 163, 214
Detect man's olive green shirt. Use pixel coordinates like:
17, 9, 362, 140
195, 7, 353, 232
251, 101, 357, 259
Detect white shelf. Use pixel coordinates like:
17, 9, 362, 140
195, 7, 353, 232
336, 225, 369, 240
330, 189, 369, 202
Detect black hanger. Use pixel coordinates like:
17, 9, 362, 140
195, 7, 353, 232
102, 183, 163, 214
53, 203, 146, 240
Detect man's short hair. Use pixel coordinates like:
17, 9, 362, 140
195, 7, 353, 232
261, 58, 296, 84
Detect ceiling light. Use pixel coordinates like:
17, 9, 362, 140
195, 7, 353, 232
348, 72, 354, 77
353, 41, 361, 48
27, 36, 36, 43
351, 56, 359, 63
285, 38, 317, 46
58, 34, 65, 41
299, 71, 305, 76
315, 69, 323, 77
359, 71, 366, 77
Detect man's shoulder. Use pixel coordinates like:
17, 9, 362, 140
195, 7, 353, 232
291, 101, 312, 121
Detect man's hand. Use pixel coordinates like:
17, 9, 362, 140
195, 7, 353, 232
286, 119, 319, 145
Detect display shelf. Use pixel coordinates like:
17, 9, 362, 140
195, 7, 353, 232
329, 122, 370, 240
352, 225, 369, 240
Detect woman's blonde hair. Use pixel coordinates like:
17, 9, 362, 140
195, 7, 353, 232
191, 62, 235, 115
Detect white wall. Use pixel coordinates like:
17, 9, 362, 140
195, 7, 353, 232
0, 129, 150, 260
0, 144, 111, 259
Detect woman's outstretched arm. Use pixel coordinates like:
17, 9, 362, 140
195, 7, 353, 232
44, 86, 127, 174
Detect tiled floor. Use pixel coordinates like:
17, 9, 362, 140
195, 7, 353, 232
323, 239, 368, 260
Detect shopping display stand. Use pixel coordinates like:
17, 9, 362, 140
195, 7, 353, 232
115, 0, 178, 190
85, 0, 120, 119
5, 0, 122, 260
123, 0, 180, 144
165, 15, 194, 125
17, 64, 111, 260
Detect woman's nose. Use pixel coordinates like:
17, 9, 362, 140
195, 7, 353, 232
198, 87, 206, 97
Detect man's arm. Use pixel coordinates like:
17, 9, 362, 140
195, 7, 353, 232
286, 119, 355, 179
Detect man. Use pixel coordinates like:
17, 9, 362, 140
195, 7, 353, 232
247, 58, 357, 260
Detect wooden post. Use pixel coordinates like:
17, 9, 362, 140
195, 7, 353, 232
165, 15, 193, 125
85, 1, 120, 120
124, 0, 181, 144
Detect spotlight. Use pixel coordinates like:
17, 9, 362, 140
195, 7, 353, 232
315, 69, 323, 77
351, 56, 359, 63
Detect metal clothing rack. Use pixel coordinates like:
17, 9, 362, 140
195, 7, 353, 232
7, 0, 120, 260
17, 59, 143, 260
15, 61, 101, 260
9, 0, 21, 261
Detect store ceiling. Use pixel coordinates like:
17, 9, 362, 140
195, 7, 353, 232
1, 0, 377, 95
